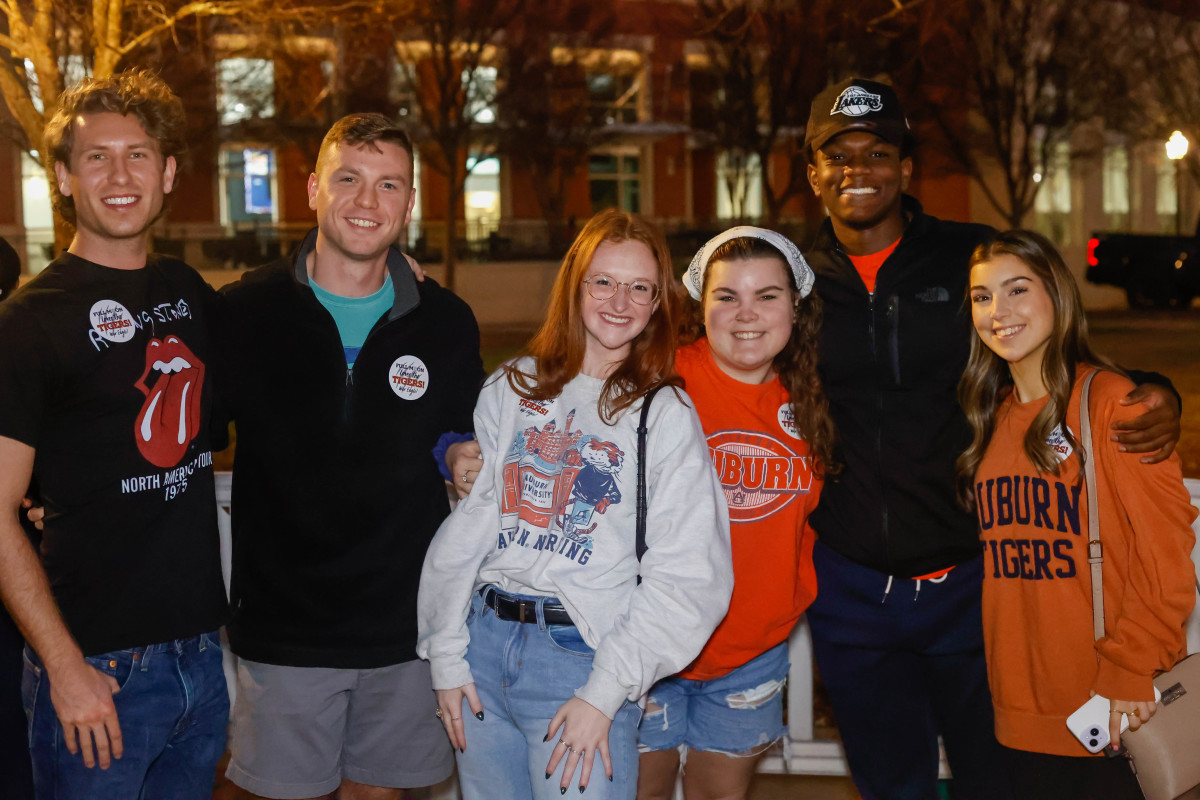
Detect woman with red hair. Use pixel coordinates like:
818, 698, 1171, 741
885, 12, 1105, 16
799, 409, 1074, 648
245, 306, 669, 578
417, 209, 733, 799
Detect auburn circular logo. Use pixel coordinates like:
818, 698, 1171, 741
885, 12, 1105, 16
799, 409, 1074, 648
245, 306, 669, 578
707, 430, 813, 522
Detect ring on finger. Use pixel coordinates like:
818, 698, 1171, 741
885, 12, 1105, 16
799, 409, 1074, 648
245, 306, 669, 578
435, 708, 443, 719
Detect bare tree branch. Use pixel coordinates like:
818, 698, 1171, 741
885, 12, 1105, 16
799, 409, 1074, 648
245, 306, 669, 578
900, 0, 1135, 228
693, 0, 899, 226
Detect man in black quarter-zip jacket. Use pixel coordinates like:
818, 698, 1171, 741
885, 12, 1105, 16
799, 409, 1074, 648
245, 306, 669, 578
801, 78, 1181, 800
217, 113, 482, 800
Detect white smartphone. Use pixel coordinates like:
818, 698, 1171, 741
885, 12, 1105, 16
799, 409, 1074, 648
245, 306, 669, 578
1065, 687, 1162, 753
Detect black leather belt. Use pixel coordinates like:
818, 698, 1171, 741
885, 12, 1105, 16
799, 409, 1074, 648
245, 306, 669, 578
480, 587, 574, 625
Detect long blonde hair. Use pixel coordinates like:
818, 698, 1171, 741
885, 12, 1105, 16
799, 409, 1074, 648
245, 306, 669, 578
956, 230, 1119, 509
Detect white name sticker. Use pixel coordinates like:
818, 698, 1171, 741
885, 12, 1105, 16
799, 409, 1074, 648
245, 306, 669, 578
777, 403, 801, 439
1046, 424, 1074, 462
388, 355, 429, 400
89, 300, 136, 343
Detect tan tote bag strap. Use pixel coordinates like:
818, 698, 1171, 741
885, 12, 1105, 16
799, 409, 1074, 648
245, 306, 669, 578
1078, 369, 1105, 641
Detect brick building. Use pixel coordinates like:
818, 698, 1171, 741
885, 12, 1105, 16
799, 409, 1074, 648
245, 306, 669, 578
3, 0, 1183, 310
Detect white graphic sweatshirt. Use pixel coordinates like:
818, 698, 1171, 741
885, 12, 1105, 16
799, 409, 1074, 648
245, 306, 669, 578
417, 360, 733, 718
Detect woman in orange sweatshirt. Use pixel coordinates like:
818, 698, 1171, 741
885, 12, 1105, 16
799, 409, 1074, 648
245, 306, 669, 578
635, 229, 835, 800
957, 229, 1196, 799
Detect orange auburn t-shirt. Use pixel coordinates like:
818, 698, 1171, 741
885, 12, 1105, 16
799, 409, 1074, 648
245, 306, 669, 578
674, 338, 823, 680
846, 237, 900, 294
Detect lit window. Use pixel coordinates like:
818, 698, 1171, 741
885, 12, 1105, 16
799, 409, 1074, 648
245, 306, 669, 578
589, 151, 640, 212
466, 66, 498, 124
20, 151, 54, 274
548, 47, 642, 127
588, 72, 640, 126
1102, 146, 1129, 216
1157, 155, 1179, 218
464, 156, 500, 241
716, 151, 763, 220
408, 150, 422, 244
1035, 142, 1071, 214
25, 56, 87, 114
219, 146, 278, 223
1033, 142, 1073, 245
217, 58, 275, 126
389, 62, 416, 119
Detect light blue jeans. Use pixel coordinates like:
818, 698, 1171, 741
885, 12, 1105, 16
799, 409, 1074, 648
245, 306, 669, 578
454, 590, 642, 800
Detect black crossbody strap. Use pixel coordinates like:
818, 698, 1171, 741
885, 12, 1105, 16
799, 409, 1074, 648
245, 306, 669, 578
636, 385, 663, 569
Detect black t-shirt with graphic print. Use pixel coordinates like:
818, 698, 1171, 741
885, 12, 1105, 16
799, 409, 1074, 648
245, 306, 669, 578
0, 253, 227, 656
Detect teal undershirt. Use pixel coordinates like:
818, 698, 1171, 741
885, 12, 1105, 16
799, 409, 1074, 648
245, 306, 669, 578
309, 274, 393, 367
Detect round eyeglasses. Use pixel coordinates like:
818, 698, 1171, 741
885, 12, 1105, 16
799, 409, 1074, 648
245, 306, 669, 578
582, 273, 660, 305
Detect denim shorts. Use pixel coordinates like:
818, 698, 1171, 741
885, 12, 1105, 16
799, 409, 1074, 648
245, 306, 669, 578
637, 641, 788, 756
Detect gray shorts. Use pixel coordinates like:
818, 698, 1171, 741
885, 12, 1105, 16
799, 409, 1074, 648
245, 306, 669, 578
225, 658, 454, 798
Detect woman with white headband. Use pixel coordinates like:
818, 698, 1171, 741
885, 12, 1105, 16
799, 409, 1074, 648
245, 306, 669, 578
635, 227, 834, 800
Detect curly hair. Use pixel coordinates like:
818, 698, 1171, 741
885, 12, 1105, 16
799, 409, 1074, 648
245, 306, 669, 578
956, 229, 1120, 509
44, 69, 187, 225
680, 236, 837, 476
507, 209, 682, 422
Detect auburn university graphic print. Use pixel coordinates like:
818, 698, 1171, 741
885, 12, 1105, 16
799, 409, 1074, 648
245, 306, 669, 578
497, 409, 625, 565
708, 430, 814, 522
134, 335, 205, 468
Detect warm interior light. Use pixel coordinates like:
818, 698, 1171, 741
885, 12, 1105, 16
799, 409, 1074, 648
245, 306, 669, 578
1166, 130, 1189, 161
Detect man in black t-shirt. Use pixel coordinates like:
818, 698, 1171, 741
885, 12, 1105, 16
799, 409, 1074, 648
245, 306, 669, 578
0, 72, 228, 800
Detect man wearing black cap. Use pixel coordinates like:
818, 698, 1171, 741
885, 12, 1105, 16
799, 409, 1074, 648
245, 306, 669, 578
801, 77, 1180, 799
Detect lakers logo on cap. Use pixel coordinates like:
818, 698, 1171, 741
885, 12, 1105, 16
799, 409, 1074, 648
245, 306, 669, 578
831, 86, 884, 118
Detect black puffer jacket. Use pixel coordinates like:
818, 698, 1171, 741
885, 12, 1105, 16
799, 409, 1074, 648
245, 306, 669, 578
808, 196, 994, 577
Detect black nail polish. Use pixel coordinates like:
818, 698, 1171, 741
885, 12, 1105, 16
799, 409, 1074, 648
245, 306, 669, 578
560, 788, 567, 796
476, 711, 485, 721
608, 775, 613, 782
459, 748, 464, 754
543, 733, 550, 742
579, 786, 585, 794
545, 772, 551, 780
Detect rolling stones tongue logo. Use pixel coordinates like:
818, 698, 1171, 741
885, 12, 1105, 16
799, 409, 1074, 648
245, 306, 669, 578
133, 336, 204, 468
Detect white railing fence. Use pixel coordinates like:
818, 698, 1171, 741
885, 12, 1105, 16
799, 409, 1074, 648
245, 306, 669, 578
212, 475, 1200, 792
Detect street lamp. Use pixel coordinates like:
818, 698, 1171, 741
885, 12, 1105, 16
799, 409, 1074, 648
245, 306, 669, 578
1166, 130, 1189, 235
